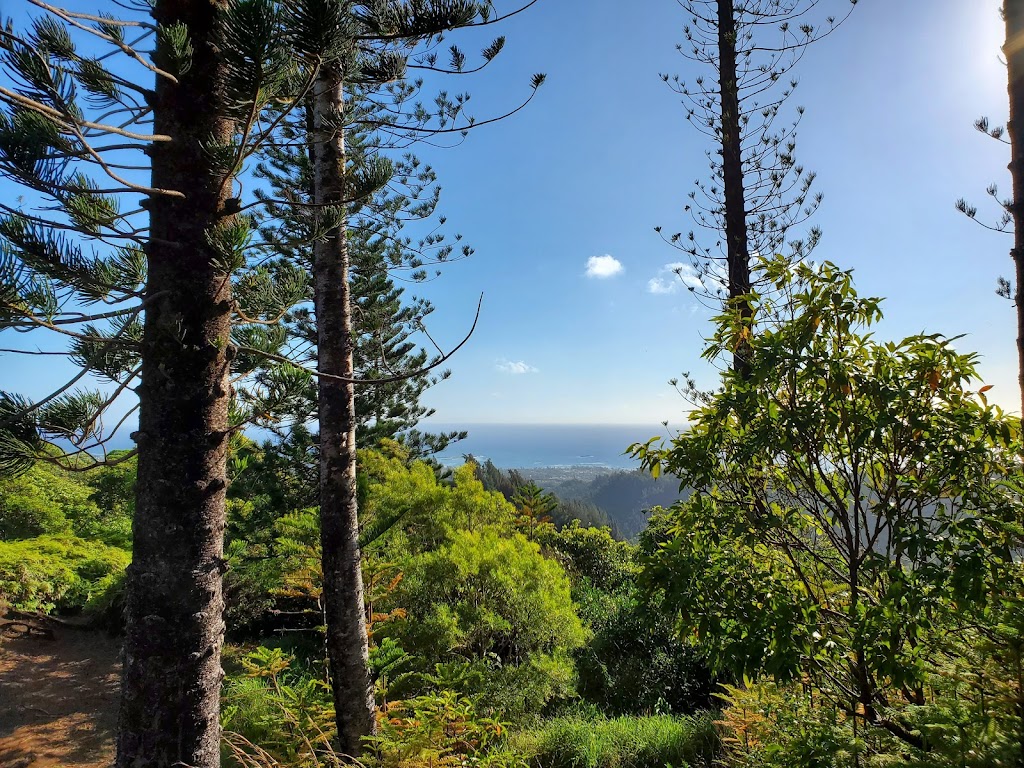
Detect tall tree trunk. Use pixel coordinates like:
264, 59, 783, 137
117, 1, 235, 766
1005, 0, 1024, 417
717, 0, 753, 376
311, 62, 377, 757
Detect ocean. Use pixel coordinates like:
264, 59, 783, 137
428, 423, 675, 470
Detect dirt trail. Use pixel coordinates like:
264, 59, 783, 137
0, 618, 120, 768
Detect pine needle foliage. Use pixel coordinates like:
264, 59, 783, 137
657, 0, 856, 344
0, 0, 325, 474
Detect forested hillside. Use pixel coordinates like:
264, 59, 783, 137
471, 459, 689, 540
2, 1, 1024, 767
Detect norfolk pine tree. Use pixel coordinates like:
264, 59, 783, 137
957, 2, 1024, 416
283, 0, 543, 754
0, 3, 309, 765
659, 0, 855, 373
1004, 0, 1024, 416
254, 110, 468, 458
120, 3, 235, 762
0, 0, 542, 761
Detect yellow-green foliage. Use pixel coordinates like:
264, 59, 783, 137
512, 714, 720, 768
386, 528, 586, 661
368, 689, 526, 768
222, 648, 530, 768
0, 458, 134, 547
360, 444, 517, 553
380, 527, 587, 719
0, 462, 99, 540
221, 646, 334, 767
0, 534, 130, 612
712, 680, 859, 768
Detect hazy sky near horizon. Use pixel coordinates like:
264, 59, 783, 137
1, 0, 1016, 430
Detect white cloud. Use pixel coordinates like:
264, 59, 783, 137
647, 262, 704, 294
585, 254, 624, 279
647, 277, 676, 294
496, 359, 539, 375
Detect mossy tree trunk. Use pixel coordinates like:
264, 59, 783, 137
117, 1, 236, 765
311, 61, 377, 758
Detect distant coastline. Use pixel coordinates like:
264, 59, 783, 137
427, 423, 677, 471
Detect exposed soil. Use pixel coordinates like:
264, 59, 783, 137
0, 616, 120, 768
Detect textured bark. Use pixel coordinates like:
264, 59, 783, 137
1006, 0, 1024, 417
311, 64, 377, 757
717, 0, 753, 376
117, 2, 234, 766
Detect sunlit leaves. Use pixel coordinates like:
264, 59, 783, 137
636, 256, 1024, 742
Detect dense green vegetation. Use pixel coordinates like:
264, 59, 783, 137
6, 267, 1024, 767
1, 0, 1022, 766
0, 458, 133, 614
0, 436, 721, 765
631, 259, 1024, 766
209, 259, 1024, 767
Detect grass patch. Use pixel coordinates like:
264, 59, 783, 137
513, 713, 720, 768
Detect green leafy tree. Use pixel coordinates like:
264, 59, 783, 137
538, 522, 714, 716
223, 448, 519, 636
361, 445, 517, 554
537, 521, 633, 594
633, 257, 1024, 755
382, 527, 587, 719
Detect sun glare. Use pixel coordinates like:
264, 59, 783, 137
972, 0, 1007, 97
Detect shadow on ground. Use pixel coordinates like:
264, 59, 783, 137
0, 618, 120, 768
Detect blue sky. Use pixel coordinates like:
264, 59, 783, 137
2, 0, 1016, 431
407, 0, 1015, 425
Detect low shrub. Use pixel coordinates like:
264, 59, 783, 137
514, 714, 720, 768
367, 689, 527, 768
0, 535, 130, 613
84, 569, 127, 630
221, 646, 334, 767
